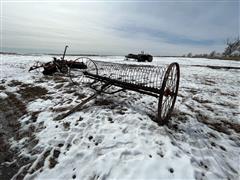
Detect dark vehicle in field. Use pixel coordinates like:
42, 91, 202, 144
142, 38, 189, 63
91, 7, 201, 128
125, 51, 153, 62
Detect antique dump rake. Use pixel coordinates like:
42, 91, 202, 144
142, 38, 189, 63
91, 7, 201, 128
55, 57, 180, 125
59, 57, 180, 125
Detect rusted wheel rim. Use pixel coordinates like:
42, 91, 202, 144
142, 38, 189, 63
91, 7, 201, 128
158, 63, 180, 124
68, 57, 98, 86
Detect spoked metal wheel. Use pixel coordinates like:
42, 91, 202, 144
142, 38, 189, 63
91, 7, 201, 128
68, 57, 98, 85
158, 62, 180, 125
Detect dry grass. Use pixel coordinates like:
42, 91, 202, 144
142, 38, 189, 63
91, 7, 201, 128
94, 98, 113, 106
8, 80, 24, 87
0, 85, 6, 90
208, 56, 240, 61
0, 92, 27, 119
196, 113, 240, 135
17, 85, 48, 101
0, 92, 28, 180
0, 81, 48, 179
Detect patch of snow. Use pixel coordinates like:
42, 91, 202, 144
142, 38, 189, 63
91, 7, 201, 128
1, 54, 239, 179
27, 99, 55, 112
0, 92, 8, 99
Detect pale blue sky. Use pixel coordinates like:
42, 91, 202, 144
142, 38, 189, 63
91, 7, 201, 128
1, 1, 239, 55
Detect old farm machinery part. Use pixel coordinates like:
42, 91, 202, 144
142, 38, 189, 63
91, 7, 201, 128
29, 58, 87, 75
58, 57, 180, 125
29, 58, 69, 75
125, 51, 153, 62
29, 46, 87, 75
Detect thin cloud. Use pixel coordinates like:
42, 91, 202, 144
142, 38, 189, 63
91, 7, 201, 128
2, 1, 239, 55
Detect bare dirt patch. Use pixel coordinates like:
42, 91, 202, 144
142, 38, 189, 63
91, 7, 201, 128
0, 92, 29, 180
0, 85, 6, 90
191, 65, 240, 70
94, 98, 113, 106
17, 85, 48, 101
0, 82, 48, 179
196, 113, 240, 135
8, 80, 24, 87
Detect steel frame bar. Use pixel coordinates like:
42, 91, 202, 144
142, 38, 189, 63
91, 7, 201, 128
84, 72, 160, 98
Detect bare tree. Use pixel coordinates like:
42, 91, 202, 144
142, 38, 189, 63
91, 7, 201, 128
187, 53, 192, 57
209, 51, 216, 57
223, 37, 240, 56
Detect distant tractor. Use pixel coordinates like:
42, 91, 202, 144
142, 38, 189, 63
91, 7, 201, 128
125, 51, 153, 62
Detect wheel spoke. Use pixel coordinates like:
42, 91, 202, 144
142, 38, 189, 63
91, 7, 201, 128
69, 57, 97, 85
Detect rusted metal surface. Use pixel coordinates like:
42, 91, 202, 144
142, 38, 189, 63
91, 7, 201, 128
29, 58, 87, 75
29, 45, 87, 75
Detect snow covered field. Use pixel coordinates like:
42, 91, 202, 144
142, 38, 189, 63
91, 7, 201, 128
0, 55, 239, 180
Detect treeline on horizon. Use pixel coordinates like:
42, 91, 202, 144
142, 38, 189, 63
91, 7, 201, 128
183, 38, 240, 60
1, 38, 240, 60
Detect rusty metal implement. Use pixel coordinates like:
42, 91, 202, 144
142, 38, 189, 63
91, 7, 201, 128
64, 57, 180, 125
